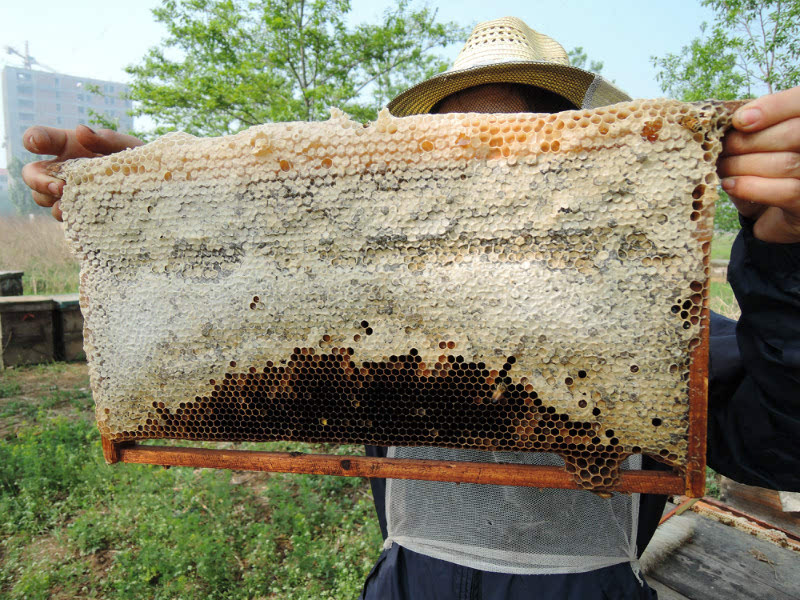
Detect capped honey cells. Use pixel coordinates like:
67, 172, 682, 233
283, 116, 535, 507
58, 100, 737, 491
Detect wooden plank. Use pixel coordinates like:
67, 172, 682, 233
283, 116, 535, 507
709, 259, 729, 282
697, 496, 800, 545
0, 295, 56, 308
719, 477, 800, 537
114, 443, 686, 493
646, 511, 800, 600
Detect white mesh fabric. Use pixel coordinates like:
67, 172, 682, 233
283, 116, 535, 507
385, 448, 641, 574
581, 75, 626, 110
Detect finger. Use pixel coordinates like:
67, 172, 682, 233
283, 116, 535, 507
52, 200, 63, 222
75, 125, 144, 155
23, 125, 100, 161
718, 152, 800, 179
23, 126, 70, 156
722, 117, 800, 156
721, 176, 800, 209
22, 161, 64, 197
32, 189, 57, 208
731, 86, 800, 133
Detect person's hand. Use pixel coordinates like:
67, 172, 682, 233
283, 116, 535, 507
22, 125, 143, 221
719, 85, 800, 244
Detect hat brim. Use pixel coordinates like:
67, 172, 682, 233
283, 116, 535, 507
387, 62, 631, 116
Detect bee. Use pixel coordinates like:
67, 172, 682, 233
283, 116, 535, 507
678, 115, 703, 133
491, 383, 506, 403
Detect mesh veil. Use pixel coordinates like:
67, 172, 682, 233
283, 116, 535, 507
385, 448, 641, 574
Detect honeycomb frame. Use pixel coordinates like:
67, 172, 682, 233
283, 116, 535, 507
59, 100, 741, 496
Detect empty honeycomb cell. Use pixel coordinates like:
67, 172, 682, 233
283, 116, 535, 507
58, 99, 738, 491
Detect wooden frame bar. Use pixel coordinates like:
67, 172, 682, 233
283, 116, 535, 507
686, 291, 711, 497
101, 439, 686, 495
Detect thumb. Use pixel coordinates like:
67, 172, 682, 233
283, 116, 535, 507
75, 125, 144, 156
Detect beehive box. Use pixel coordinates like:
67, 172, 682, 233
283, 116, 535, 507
59, 100, 737, 493
52, 294, 85, 362
0, 296, 56, 368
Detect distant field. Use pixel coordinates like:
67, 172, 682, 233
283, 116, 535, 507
711, 231, 736, 261
0, 217, 79, 295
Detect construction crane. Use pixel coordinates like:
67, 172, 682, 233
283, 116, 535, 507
5, 42, 57, 72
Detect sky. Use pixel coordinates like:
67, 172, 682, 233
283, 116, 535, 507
0, 0, 719, 168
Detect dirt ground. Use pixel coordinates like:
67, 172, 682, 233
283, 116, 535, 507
0, 362, 91, 436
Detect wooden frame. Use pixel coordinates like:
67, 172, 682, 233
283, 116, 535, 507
100, 315, 708, 498
74, 103, 724, 498
101, 439, 686, 495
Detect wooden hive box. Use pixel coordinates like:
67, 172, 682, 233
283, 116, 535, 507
52, 293, 85, 362
0, 296, 56, 368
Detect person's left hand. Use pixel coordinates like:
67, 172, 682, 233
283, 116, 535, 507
718, 85, 800, 244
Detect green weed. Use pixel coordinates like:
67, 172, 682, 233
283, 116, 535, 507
0, 379, 22, 399
0, 386, 92, 419
0, 399, 35, 419
0, 403, 382, 599
705, 467, 721, 499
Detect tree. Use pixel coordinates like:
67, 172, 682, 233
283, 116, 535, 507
7, 157, 46, 216
567, 47, 604, 74
652, 0, 800, 231
125, 0, 468, 137
652, 0, 800, 101
83, 84, 123, 133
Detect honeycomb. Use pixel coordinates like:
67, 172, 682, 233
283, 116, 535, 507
58, 100, 736, 491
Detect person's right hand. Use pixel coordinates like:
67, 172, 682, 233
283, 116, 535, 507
22, 125, 143, 220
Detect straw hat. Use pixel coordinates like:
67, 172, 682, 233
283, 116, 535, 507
387, 17, 631, 116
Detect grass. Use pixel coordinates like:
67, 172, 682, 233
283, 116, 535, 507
0, 216, 80, 295
0, 380, 22, 399
705, 467, 721, 499
0, 363, 383, 599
